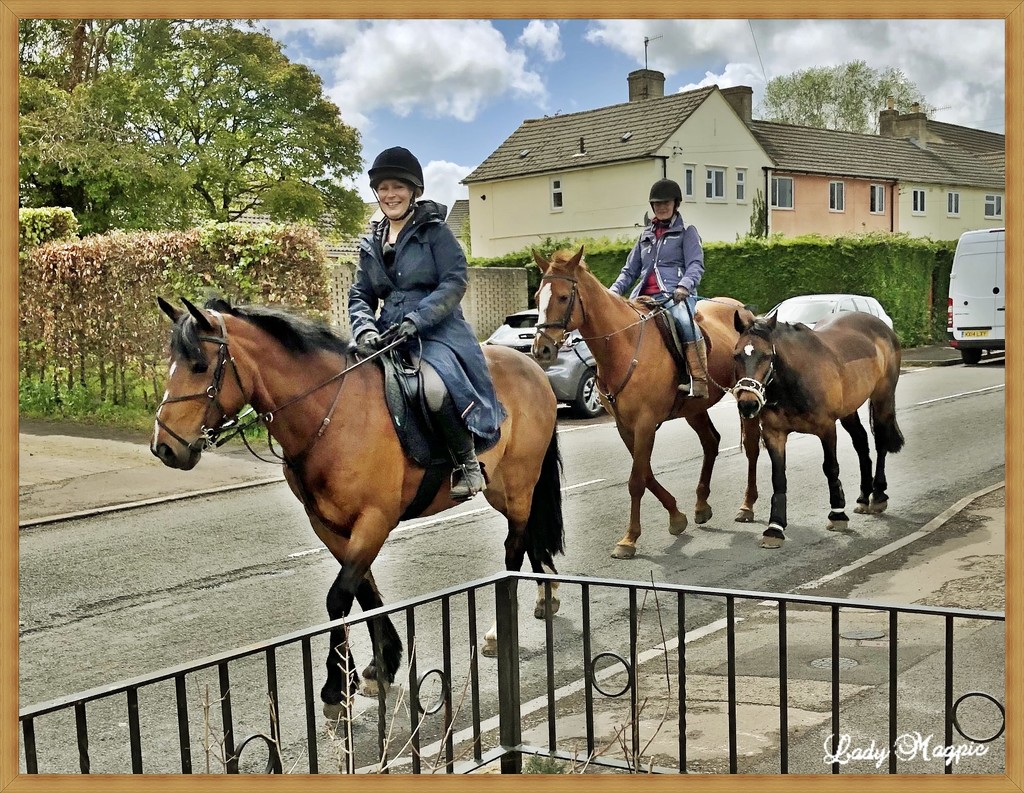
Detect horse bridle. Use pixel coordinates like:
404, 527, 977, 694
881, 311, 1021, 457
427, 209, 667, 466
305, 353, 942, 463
731, 342, 776, 412
155, 312, 247, 453
535, 274, 587, 349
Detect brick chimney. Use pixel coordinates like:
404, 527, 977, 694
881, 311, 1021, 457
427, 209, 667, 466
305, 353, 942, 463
721, 86, 753, 123
895, 103, 929, 146
628, 69, 665, 102
878, 95, 898, 137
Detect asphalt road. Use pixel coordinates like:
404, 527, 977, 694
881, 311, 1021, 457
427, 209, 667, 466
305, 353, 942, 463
18, 361, 1006, 773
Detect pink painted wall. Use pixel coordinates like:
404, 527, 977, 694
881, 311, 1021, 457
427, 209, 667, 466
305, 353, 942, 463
770, 174, 898, 237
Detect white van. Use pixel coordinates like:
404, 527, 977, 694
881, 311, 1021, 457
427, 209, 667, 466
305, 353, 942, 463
947, 228, 1005, 365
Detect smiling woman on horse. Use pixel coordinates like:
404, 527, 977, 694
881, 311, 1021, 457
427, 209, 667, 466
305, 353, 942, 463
609, 178, 709, 399
350, 146, 503, 500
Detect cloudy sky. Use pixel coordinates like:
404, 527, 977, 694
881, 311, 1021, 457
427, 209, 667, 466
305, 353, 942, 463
259, 18, 1006, 213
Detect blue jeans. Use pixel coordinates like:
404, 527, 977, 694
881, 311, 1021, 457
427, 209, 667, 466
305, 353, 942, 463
668, 294, 702, 342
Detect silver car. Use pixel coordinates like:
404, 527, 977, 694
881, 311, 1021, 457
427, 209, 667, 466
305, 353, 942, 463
484, 310, 604, 418
767, 294, 894, 330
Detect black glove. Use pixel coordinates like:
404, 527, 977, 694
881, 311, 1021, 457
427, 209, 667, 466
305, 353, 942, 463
356, 330, 382, 356
673, 286, 690, 304
396, 319, 418, 340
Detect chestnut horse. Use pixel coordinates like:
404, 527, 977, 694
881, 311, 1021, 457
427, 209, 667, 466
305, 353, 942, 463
731, 310, 904, 548
531, 248, 761, 559
152, 297, 564, 718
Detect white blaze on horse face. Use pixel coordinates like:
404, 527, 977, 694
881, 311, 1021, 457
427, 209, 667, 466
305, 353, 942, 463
153, 361, 177, 445
744, 343, 755, 357
536, 281, 553, 326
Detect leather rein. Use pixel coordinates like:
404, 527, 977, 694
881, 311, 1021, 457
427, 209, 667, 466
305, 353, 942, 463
156, 313, 403, 464
536, 274, 663, 406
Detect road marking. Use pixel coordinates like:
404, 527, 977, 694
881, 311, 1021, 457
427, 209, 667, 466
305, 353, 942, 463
915, 384, 1004, 405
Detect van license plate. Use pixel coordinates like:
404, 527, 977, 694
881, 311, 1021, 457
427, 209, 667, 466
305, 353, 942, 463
962, 330, 990, 338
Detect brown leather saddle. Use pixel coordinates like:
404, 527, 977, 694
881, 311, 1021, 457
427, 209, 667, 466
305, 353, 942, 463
634, 296, 712, 382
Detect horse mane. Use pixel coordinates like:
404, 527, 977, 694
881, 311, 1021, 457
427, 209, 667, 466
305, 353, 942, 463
169, 297, 351, 368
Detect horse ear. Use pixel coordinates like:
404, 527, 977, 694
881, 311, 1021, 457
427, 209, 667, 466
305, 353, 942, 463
766, 313, 778, 331
531, 249, 550, 274
733, 309, 753, 334
568, 245, 585, 268
157, 297, 182, 322
181, 297, 214, 331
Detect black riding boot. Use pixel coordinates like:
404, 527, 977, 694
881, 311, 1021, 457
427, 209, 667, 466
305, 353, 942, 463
434, 395, 486, 500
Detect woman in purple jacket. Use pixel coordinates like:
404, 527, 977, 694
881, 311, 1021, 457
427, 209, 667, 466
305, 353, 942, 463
608, 178, 709, 398
349, 147, 504, 499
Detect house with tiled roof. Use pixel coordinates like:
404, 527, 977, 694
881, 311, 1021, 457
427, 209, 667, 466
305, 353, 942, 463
445, 199, 471, 251
462, 71, 772, 257
464, 73, 1005, 256
742, 97, 1005, 239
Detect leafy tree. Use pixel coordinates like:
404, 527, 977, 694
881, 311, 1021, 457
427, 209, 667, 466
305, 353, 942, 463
19, 20, 364, 237
758, 61, 928, 134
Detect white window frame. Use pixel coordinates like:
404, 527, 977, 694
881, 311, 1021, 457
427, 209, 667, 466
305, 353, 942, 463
985, 193, 1003, 219
829, 181, 845, 212
735, 168, 747, 202
683, 165, 696, 200
705, 167, 725, 201
771, 176, 794, 210
550, 178, 563, 212
947, 191, 960, 216
912, 188, 926, 215
870, 184, 885, 214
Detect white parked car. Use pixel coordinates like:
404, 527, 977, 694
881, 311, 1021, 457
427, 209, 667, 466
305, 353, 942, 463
767, 294, 894, 330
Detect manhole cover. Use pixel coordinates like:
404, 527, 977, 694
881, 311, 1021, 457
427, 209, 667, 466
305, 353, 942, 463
841, 630, 886, 641
810, 657, 859, 670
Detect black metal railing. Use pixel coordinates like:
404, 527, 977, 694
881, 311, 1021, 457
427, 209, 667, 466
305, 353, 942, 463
19, 571, 1005, 776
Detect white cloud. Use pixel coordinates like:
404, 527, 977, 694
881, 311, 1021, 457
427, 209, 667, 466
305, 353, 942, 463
267, 20, 545, 133
519, 20, 563, 62
586, 19, 1004, 133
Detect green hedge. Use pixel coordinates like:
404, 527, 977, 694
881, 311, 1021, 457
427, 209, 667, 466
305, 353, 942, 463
19, 207, 79, 249
472, 233, 956, 348
20, 219, 330, 424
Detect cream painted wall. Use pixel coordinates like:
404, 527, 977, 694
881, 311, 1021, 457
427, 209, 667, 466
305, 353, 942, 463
895, 183, 1005, 241
660, 91, 772, 243
467, 88, 772, 257
467, 159, 661, 258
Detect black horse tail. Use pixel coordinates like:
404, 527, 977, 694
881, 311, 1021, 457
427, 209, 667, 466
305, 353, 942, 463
870, 404, 905, 454
526, 429, 565, 569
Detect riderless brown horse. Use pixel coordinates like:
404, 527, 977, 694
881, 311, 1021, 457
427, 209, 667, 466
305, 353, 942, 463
531, 247, 761, 559
152, 297, 564, 718
731, 310, 904, 549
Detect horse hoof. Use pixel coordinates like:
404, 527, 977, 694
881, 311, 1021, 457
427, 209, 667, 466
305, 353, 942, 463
535, 598, 560, 620
668, 513, 688, 536
611, 543, 637, 559
481, 640, 498, 658
323, 701, 348, 722
734, 508, 755, 523
361, 679, 381, 698
760, 535, 784, 549
827, 519, 849, 532
853, 503, 869, 514
693, 506, 713, 525
869, 497, 888, 514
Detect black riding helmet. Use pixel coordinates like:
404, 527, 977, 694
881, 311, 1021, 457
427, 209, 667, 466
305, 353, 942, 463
368, 146, 425, 193
649, 178, 683, 203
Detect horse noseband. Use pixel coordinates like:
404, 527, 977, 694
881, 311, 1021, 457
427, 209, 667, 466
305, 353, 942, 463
731, 348, 775, 411
536, 274, 586, 342
156, 314, 245, 452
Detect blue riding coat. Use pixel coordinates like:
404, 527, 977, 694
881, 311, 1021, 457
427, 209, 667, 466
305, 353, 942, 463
349, 200, 506, 443
609, 212, 704, 298
609, 212, 705, 341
